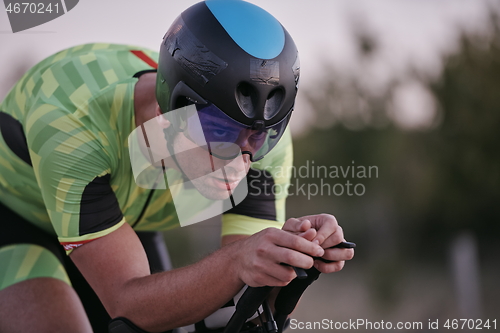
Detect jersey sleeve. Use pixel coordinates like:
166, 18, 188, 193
25, 101, 125, 254
221, 127, 293, 236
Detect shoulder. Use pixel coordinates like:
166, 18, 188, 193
32, 43, 158, 97
22, 43, 160, 147
13, 43, 157, 114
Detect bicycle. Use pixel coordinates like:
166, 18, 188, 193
108, 242, 356, 333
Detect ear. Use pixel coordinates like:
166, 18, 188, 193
155, 104, 171, 129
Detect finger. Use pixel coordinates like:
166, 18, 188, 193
252, 261, 298, 287
263, 263, 298, 286
293, 214, 325, 226
320, 248, 355, 262
282, 218, 311, 234
298, 228, 317, 241
319, 229, 346, 249
314, 260, 345, 274
312, 216, 339, 246
271, 230, 324, 258
271, 246, 315, 270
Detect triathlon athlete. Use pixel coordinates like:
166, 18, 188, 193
0, 1, 354, 332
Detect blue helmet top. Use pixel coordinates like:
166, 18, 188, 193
156, 0, 300, 127
205, 0, 285, 59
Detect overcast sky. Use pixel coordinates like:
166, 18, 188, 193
0, 0, 496, 133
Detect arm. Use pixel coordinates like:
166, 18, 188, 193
70, 223, 324, 332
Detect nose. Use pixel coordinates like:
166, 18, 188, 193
241, 153, 251, 164
221, 150, 251, 180
235, 129, 265, 154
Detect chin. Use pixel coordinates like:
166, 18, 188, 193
197, 187, 233, 201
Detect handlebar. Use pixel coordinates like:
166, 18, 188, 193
223, 241, 356, 333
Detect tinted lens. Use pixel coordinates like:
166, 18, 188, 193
252, 113, 290, 161
185, 103, 290, 161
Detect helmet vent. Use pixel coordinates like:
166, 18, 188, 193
264, 88, 284, 120
236, 82, 258, 118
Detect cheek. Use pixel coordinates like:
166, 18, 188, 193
174, 135, 212, 171
174, 134, 252, 178
174, 133, 197, 151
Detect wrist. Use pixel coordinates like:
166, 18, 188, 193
222, 238, 246, 286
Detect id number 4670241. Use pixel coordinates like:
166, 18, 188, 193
443, 319, 496, 330
5, 2, 60, 14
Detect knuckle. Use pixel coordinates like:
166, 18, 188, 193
335, 225, 343, 237
261, 228, 272, 238
265, 228, 279, 241
322, 213, 338, 224
256, 244, 267, 257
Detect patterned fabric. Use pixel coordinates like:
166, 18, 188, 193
0, 244, 70, 290
0, 43, 292, 257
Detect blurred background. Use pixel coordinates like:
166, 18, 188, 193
1, 0, 499, 331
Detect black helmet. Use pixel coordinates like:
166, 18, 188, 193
156, 0, 300, 129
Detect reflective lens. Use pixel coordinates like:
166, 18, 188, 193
185, 102, 290, 161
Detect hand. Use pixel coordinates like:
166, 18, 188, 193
282, 214, 354, 273
233, 228, 325, 287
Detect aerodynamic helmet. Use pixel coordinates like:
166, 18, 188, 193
156, 0, 300, 161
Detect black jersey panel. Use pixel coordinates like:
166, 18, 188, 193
79, 174, 124, 235
0, 111, 32, 166
226, 168, 276, 221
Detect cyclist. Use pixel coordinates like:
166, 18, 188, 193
0, 1, 354, 332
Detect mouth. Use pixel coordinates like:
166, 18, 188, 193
210, 176, 241, 191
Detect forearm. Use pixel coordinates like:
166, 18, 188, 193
112, 243, 245, 332
71, 223, 324, 332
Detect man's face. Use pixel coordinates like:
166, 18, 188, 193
172, 129, 252, 200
